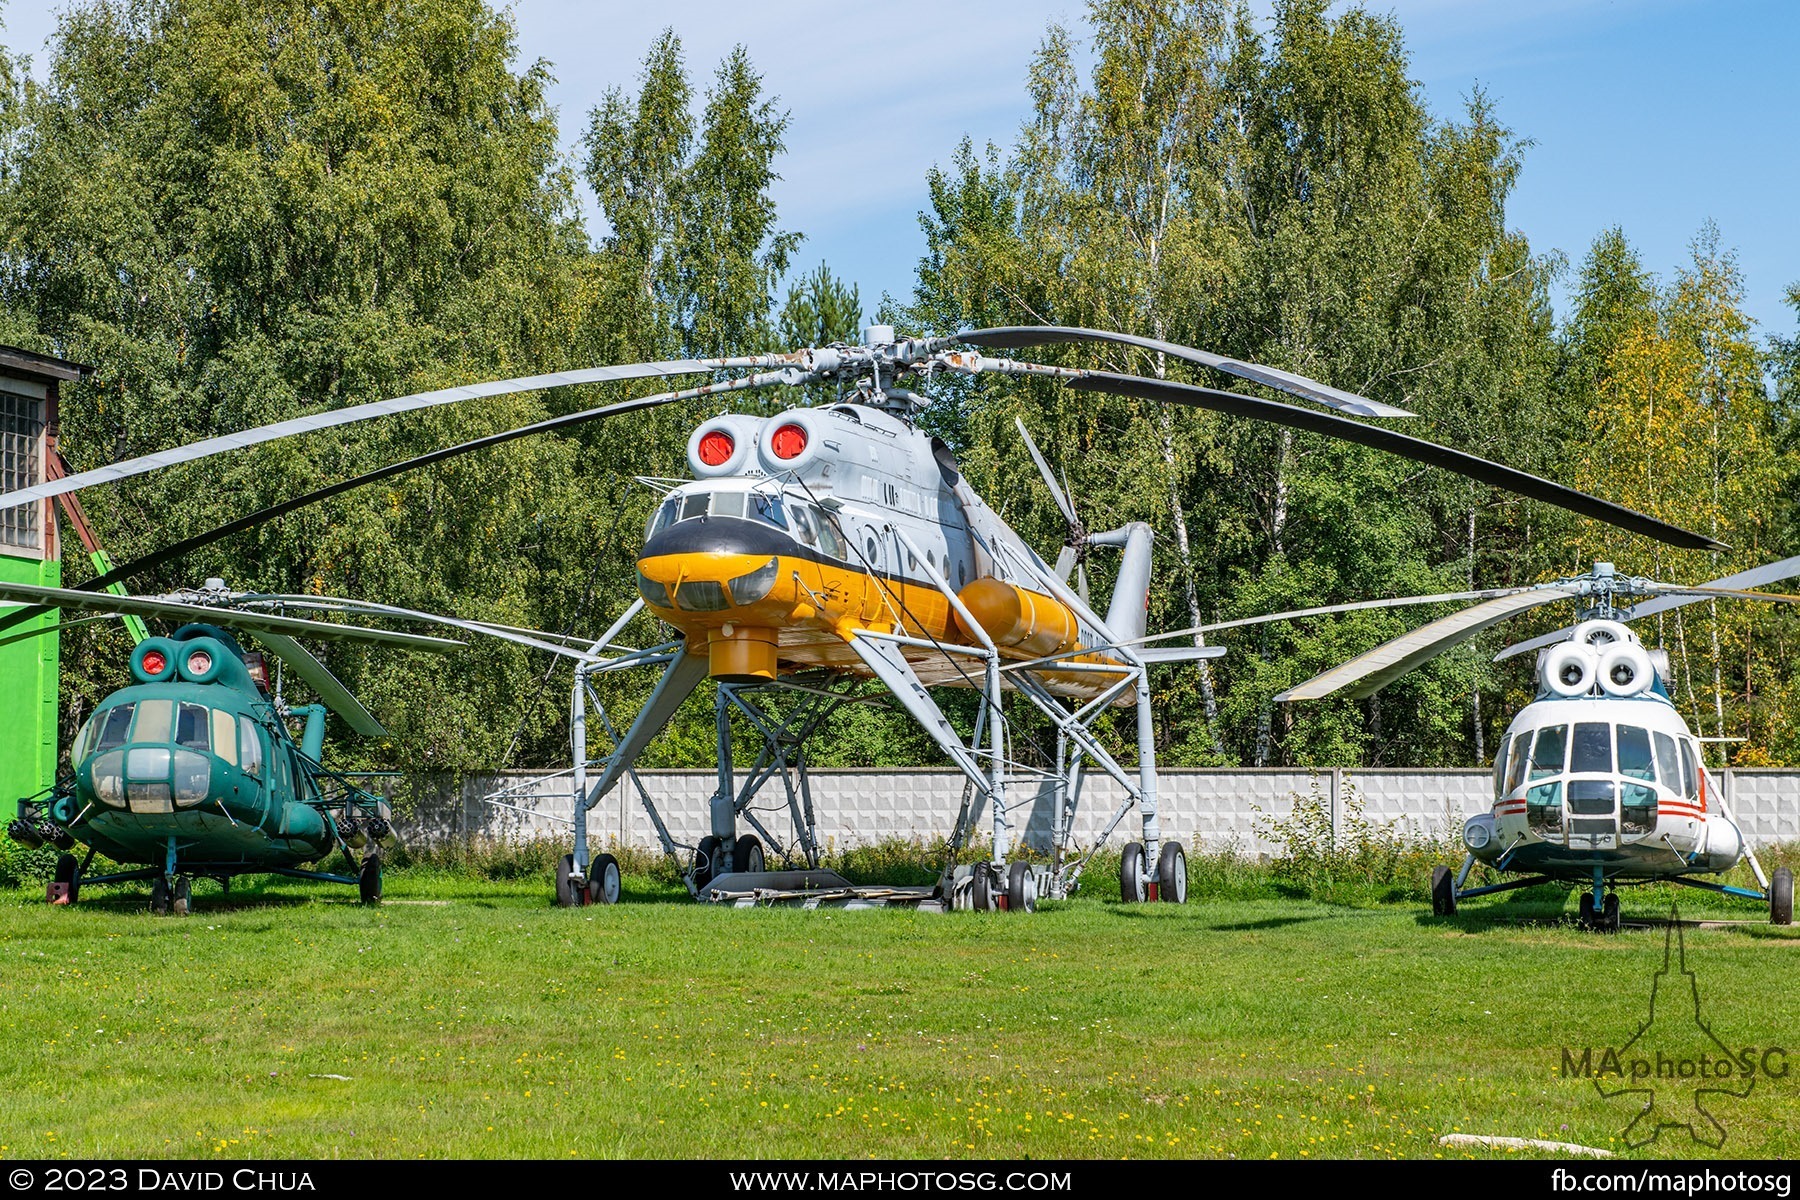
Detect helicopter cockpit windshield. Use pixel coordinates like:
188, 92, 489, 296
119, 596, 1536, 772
1496, 719, 1702, 842
643, 487, 846, 561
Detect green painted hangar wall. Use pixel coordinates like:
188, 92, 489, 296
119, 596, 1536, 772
0, 552, 59, 803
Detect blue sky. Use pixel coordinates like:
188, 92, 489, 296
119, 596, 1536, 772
4, 0, 1795, 338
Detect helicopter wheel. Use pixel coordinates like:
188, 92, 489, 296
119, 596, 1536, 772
359, 855, 383, 906
171, 877, 192, 917
1771, 868, 1794, 926
969, 863, 997, 912
1601, 893, 1621, 933
53, 852, 80, 905
150, 876, 171, 916
1120, 842, 1148, 903
732, 834, 765, 874
1006, 861, 1036, 913
586, 854, 622, 905
1157, 842, 1188, 904
554, 853, 582, 908
1430, 866, 1457, 916
693, 836, 725, 890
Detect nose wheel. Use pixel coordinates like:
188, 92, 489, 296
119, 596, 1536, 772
1578, 887, 1620, 933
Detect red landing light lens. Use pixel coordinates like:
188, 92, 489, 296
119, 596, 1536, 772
698, 429, 735, 466
770, 423, 808, 460
141, 650, 167, 676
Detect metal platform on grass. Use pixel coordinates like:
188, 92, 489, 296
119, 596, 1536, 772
698, 869, 949, 911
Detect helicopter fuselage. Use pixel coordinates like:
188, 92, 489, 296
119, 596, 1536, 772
15, 624, 365, 877
632, 402, 1137, 700
1463, 628, 1741, 882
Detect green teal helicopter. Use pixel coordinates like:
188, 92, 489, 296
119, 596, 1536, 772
4, 579, 473, 914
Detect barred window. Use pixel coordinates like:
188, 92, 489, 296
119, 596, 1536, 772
0, 389, 43, 550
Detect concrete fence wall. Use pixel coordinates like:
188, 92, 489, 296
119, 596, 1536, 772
377, 767, 1800, 857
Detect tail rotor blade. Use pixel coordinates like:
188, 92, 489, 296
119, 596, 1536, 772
1014, 416, 1079, 526
1077, 563, 1091, 607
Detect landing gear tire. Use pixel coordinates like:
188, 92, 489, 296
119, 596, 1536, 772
53, 852, 80, 904
694, 836, 725, 890
1601, 893, 1621, 933
150, 876, 171, 916
359, 855, 383, 906
1120, 842, 1147, 903
172, 876, 191, 917
1430, 865, 1457, 916
587, 854, 622, 905
1578, 891, 1596, 926
1772, 867, 1794, 926
970, 864, 997, 912
1157, 842, 1188, 904
555, 853, 580, 908
732, 834, 765, 874
1006, 861, 1036, 913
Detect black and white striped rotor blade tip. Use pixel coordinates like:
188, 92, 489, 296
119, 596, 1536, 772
962, 326, 1415, 418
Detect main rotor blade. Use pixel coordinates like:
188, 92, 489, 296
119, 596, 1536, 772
1013, 416, 1080, 526
0, 357, 749, 513
0, 370, 793, 636
237, 596, 595, 661
964, 326, 1415, 418
1643, 583, 1800, 604
1493, 553, 1800, 662
1052, 545, 1077, 585
1067, 371, 1726, 552
0, 581, 462, 651
1146, 587, 1532, 644
254, 633, 386, 737
1276, 586, 1583, 701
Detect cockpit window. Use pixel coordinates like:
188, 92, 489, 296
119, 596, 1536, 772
1527, 725, 1566, 780
95, 704, 135, 752
753, 493, 787, 529
132, 699, 173, 744
712, 491, 746, 520
1504, 733, 1530, 792
239, 715, 265, 779
1570, 722, 1612, 773
1616, 725, 1654, 781
647, 497, 680, 538
1653, 731, 1679, 790
680, 492, 710, 522
1491, 732, 1512, 797
1679, 739, 1699, 801
815, 511, 846, 560
789, 502, 820, 548
176, 702, 211, 751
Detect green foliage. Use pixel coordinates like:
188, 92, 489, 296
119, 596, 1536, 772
1254, 777, 1458, 902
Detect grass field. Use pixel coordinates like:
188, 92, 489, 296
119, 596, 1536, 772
2, 857, 1797, 1161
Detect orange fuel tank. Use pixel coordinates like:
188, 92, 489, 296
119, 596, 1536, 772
952, 577, 1082, 658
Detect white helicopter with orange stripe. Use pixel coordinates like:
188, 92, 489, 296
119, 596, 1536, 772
1275, 560, 1800, 930
0, 327, 1728, 913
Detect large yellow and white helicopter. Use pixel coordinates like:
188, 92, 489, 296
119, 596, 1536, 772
0, 326, 1722, 911
1276, 560, 1800, 930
